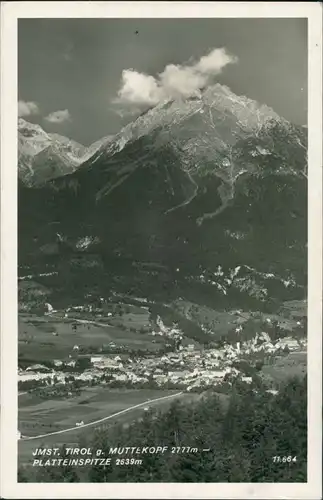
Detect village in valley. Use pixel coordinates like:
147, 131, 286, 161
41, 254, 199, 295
18, 297, 307, 407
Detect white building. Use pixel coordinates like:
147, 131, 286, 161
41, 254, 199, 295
45, 303, 54, 314
276, 337, 299, 351
241, 376, 253, 384
211, 370, 228, 379
19, 371, 54, 382
266, 389, 279, 395
26, 364, 50, 373
260, 332, 271, 343
284, 337, 300, 350
91, 356, 103, 364
114, 374, 128, 382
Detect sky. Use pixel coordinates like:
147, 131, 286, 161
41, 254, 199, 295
18, 18, 307, 146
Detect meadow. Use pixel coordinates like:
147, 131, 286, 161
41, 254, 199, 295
18, 308, 164, 363
18, 387, 194, 465
261, 351, 307, 385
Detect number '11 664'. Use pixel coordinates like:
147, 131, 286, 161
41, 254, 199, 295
272, 456, 297, 463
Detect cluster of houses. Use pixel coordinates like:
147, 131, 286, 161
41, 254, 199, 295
18, 324, 305, 393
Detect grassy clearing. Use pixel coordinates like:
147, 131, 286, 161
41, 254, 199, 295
261, 351, 307, 386
18, 388, 191, 465
279, 300, 307, 318
19, 388, 178, 435
18, 311, 162, 362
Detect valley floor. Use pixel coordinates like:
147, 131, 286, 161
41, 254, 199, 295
17, 296, 307, 472
18, 388, 197, 466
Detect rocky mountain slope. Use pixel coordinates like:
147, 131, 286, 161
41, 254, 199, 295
18, 84, 307, 311
18, 118, 113, 186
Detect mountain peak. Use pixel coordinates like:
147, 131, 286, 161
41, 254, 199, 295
18, 119, 106, 185
18, 117, 50, 139
96, 84, 285, 164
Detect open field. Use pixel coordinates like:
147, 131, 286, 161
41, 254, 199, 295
18, 296, 307, 364
18, 311, 164, 362
19, 388, 180, 436
261, 351, 307, 386
18, 388, 196, 465
279, 300, 307, 318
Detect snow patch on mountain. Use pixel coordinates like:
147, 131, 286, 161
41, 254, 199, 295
18, 119, 114, 185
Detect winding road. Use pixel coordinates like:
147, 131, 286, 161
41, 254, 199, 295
20, 391, 183, 442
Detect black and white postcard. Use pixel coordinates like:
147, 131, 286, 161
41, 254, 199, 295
1, 2, 322, 499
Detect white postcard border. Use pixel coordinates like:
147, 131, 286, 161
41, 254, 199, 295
1, 2, 322, 499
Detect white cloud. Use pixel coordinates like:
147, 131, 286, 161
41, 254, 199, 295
195, 48, 238, 74
114, 47, 238, 112
159, 64, 206, 99
117, 70, 162, 106
18, 100, 40, 117
45, 109, 71, 124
